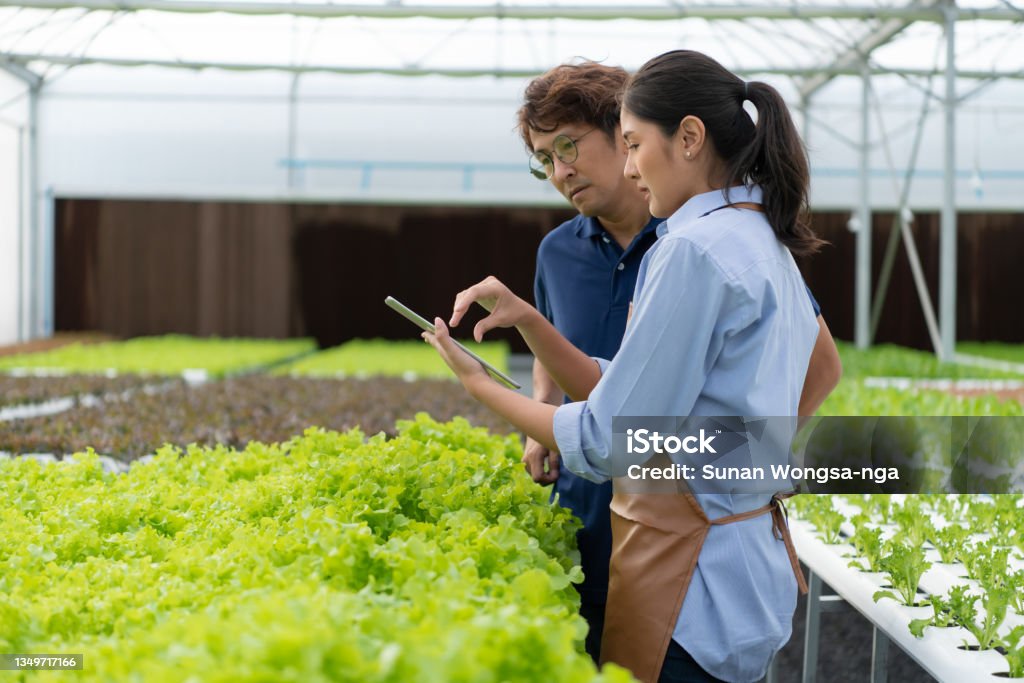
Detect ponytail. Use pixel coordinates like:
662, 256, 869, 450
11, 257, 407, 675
736, 80, 823, 257
623, 50, 825, 256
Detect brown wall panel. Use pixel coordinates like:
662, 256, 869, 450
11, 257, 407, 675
290, 205, 573, 349
114, 202, 197, 336
959, 213, 1024, 342
797, 211, 1024, 349
195, 203, 294, 338
55, 199, 101, 332
55, 198, 1023, 348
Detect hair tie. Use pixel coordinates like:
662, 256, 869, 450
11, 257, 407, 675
743, 81, 750, 99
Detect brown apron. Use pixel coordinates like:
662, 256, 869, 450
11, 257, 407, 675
599, 476, 808, 683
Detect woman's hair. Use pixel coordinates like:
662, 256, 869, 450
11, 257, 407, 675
517, 61, 629, 149
622, 50, 824, 256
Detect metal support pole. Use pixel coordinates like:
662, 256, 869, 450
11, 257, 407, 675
0, 0, 1020, 22
871, 216, 902, 343
27, 82, 40, 340
42, 186, 55, 337
17, 122, 25, 343
1, 63, 40, 343
802, 571, 823, 683
854, 60, 871, 349
939, 0, 958, 361
800, 94, 812, 149
871, 626, 890, 683
287, 72, 300, 189
900, 219, 945, 354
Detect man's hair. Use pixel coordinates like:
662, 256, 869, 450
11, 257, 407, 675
516, 61, 629, 150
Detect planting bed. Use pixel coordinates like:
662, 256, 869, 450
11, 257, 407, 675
791, 494, 1024, 680
958, 344, 1024, 366
0, 414, 630, 682
278, 338, 509, 380
0, 375, 156, 410
0, 376, 513, 461
0, 335, 315, 378
837, 343, 1024, 381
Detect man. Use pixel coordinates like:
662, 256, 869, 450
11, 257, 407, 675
515, 61, 842, 664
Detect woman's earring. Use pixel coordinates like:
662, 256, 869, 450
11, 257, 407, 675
685, 151, 692, 160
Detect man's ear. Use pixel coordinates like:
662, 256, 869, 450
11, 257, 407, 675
611, 124, 629, 154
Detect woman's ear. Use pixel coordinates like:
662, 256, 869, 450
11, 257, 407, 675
676, 115, 707, 160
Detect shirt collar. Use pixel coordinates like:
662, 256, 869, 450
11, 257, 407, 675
658, 185, 763, 238
575, 214, 662, 240
574, 215, 604, 239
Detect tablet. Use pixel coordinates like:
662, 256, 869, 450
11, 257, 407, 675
384, 296, 522, 390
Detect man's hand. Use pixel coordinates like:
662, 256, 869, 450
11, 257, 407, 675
522, 437, 560, 485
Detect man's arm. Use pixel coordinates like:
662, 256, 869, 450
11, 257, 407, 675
522, 359, 563, 484
798, 315, 843, 417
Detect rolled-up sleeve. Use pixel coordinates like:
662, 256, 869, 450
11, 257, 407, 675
552, 236, 755, 483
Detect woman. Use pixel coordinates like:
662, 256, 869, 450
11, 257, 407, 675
423, 50, 822, 683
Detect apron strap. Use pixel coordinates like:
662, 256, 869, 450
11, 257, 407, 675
708, 493, 808, 595
769, 493, 809, 594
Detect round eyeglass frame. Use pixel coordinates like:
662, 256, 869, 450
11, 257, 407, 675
528, 128, 597, 180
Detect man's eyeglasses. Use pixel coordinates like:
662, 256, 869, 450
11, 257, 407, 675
528, 128, 597, 180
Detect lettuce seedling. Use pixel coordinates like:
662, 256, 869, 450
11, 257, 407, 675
1001, 625, 1024, 678
929, 523, 969, 564
909, 594, 955, 638
873, 543, 931, 606
803, 497, 846, 545
948, 584, 1011, 651
972, 545, 1013, 591
847, 520, 885, 573
892, 497, 934, 550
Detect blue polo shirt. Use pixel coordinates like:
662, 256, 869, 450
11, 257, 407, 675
534, 212, 822, 607
534, 213, 661, 605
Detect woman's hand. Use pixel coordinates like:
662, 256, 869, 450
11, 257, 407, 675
421, 317, 491, 394
451, 276, 536, 342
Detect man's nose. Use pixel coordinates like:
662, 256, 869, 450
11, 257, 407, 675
552, 155, 575, 182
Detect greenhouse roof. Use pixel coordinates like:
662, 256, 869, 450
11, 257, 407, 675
2, 0, 1023, 92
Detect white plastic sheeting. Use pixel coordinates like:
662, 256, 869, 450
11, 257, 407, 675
0, 69, 28, 346
32, 65, 1024, 209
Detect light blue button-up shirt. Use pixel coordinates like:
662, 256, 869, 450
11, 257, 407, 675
553, 185, 819, 683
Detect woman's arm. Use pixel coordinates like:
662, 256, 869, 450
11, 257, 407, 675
422, 317, 559, 451
448, 276, 602, 401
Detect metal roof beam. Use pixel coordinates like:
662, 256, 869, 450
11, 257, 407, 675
7, 52, 1024, 80
798, 0, 943, 99
0, 0, 1021, 22
0, 57, 43, 87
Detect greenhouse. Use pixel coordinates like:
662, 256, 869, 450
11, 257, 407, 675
1, 1, 1024, 681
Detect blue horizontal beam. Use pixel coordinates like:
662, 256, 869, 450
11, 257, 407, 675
279, 158, 525, 173
814, 167, 1024, 180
